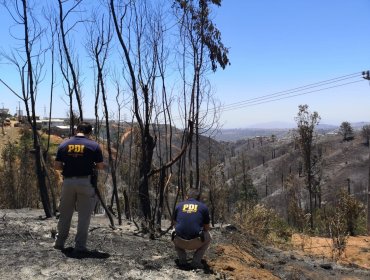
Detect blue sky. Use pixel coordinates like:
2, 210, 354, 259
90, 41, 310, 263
209, 0, 370, 128
0, 0, 370, 128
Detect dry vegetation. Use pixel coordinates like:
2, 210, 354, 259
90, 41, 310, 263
229, 130, 369, 234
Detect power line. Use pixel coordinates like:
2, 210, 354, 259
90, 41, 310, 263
219, 79, 364, 112
171, 71, 367, 123
218, 72, 362, 112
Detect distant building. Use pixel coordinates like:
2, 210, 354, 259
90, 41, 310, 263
36, 119, 65, 130
42, 119, 65, 128
50, 125, 70, 138
0, 108, 10, 115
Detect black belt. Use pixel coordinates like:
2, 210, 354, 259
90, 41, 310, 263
64, 175, 90, 179
175, 230, 205, 241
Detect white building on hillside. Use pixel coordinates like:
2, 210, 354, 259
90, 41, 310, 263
36, 119, 66, 130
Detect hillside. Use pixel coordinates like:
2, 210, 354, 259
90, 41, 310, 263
2, 123, 370, 279
212, 122, 369, 142
223, 130, 370, 218
2, 122, 369, 221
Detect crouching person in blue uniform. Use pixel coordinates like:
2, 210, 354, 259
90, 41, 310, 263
172, 188, 211, 269
53, 122, 104, 253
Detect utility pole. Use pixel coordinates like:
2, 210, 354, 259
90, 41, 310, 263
362, 70, 370, 235
18, 101, 21, 121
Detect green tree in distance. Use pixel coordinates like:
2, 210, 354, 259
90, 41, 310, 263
361, 124, 370, 146
339, 121, 354, 141
295, 104, 321, 230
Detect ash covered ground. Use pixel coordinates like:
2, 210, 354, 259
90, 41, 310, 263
1, 209, 370, 280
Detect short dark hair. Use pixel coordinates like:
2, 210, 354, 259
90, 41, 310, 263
76, 122, 93, 134
187, 188, 200, 200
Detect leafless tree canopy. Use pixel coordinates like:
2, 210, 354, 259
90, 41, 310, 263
0, 0, 230, 231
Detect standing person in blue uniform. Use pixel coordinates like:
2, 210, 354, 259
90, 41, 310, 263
53, 122, 104, 253
172, 188, 212, 269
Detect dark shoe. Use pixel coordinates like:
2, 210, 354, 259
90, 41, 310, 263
73, 247, 88, 252
175, 259, 191, 270
53, 243, 64, 250
191, 262, 204, 270
70, 248, 110, 259
71, 248, 89, 258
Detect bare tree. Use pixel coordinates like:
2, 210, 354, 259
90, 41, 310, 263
109, 1, 200, 233
206, 137, 228, 226
1, 0, 52, 217
57, 0, 84, 124
43, 9, 59, 215
110, 0, 158, 224
174, 0, 229, 189
86, 11, 126, 225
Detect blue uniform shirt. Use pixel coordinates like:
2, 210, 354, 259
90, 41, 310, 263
173, 198, 210, 240
56, 136, 103, 177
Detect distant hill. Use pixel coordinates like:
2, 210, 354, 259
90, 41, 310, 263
246, 121, 296, 129
211, 128, 291, 142
351, 122, 370, 129
212, 123, 339, 142
222, 129, 369, 219
212, 121, 370, 142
